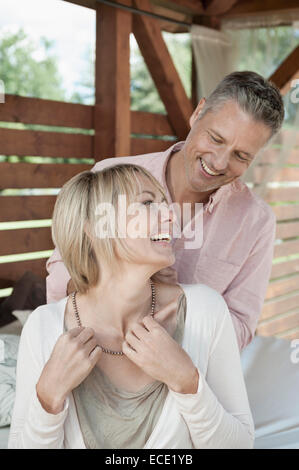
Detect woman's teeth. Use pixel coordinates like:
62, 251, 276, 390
200, 157, 220, 176
150, 233, 172, 243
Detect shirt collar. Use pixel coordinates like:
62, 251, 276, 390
161, 140, 242, 214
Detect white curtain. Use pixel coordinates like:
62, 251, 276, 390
190, 24, 237, 99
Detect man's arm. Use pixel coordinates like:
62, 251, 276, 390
46, 248, 71, 303
223, 211, 276, 352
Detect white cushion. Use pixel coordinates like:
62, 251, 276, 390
241, 335, 299, 449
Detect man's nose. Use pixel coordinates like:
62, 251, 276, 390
212, 150, 230, 172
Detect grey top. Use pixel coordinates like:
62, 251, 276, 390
64, 293, 187, 449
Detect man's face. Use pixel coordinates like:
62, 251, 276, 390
183, 99, 272, 194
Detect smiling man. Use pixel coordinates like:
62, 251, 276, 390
46, 71, 284, 351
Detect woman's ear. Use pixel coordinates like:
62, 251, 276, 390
189, 97, 206, 128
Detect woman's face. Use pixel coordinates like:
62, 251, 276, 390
116, 174, 176, 271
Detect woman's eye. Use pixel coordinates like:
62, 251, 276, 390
142, 200, 153, 206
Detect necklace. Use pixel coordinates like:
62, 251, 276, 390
71, 278, 156, 356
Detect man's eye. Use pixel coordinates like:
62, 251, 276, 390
210, 134, 222, 144
142, 200, 153, 206
236, 153, 247, 162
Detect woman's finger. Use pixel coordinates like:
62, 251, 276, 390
67, 326, 85, 338
122, 339, 137, 355
77, 327, 95, 344
130, 322, 149, 340
125, 330, 140, 350
89, 345, 102, 364
85, 337, 99, 356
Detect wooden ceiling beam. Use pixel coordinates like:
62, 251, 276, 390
269, 45, 299, 95
220, 0, 299, 19
132, 0, 193, 140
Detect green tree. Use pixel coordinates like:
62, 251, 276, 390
0, 28, 66, 100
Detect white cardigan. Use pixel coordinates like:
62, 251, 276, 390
8, 283, 255, 449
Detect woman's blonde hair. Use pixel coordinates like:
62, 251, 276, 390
51, 163, 167, 293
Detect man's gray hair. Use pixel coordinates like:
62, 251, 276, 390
198, 71, 285, 137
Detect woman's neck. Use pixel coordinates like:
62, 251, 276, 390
78, 266, 156, 336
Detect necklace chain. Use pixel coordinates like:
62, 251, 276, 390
71, 278, 156, 356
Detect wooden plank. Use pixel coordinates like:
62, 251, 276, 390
279, 329, 299, 340
221, 0, 299, 19
274, 240, 299, 258
0, 94, 93, 129
0, 163, 92, 189
253, 166, 299, 184
132, 0, 193, 141
201, 0, 238, 15
0, 258, 48, 283
131, 111, 176, 136
131, 137, 175, 155
261, 294, 299, 320
257, 147, 299, 164
0, 128, 93, 159
0, 94, 178, 138
266, 275, 299, 300
276, 222, 299, 239
272, 205, 299, 222
0, 227, 53, 256
0, 196, 57, 222
257, 310, 299, 337
271, 258, 299, 279
269, 45, 299, 94
265, 187, 299, 203
94, 1, 131, 160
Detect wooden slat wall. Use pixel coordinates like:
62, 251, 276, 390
255, 138, 299, 341
0, 94, 177, 293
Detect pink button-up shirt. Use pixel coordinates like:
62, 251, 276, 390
46, 141, 276, 351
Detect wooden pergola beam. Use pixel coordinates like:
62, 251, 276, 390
94, 0, 132, 159
132, 0, 193, 140
220, 0, 299, 19
269, 45, 299, 95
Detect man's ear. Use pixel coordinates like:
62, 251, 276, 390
189, 97, 206, 128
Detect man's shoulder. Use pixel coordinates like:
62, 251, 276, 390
91, 150, 164, 173
231, 179, 276, 227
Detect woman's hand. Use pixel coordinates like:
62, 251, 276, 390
122, 314, 199, 394
36, 327, 102, 414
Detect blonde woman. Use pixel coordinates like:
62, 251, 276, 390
9, 164, 254, 449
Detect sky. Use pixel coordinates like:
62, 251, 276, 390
0, 0, 96, 98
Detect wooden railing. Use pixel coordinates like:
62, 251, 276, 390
0, 94, 298, 340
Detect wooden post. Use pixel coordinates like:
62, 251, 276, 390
94, 0, 132, 160
132, 0, 193, 141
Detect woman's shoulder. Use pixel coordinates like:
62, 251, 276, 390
179, 283, 230, 325
22, 297, 67, 339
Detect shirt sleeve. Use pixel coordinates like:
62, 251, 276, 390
46, 247, 71, 304
8, 315, 69, 449
223, 211, 276, 351
168, 295, 255, 449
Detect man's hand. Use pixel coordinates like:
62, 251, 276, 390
122, 313, 199, 394
67, 279, 75, 295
